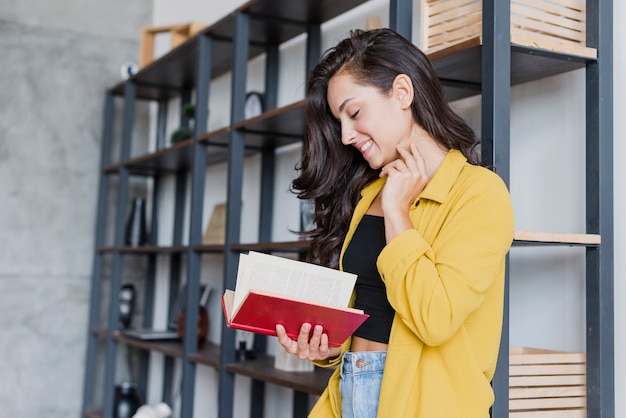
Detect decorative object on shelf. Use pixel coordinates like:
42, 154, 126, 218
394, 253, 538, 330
274, 345, 314, 372
120, 62, 139, 80
170, 103, 196, 145
419, 0, 596, 59
202, 202, 227, 245
132, 402, 172, 418
176, 285, 212, 346
509, 347, 586, 416
366, 16, 382, 30
139, 21, 208, 68
118, 283, 136, 329
125, 198, 148, 246
300, 199, 316, 232
244, 91, 264, 119
177, 305, 209, 346
114, 381, 142, 418
235, 330, 256, 361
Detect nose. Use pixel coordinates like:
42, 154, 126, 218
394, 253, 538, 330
340, 122, 356, 146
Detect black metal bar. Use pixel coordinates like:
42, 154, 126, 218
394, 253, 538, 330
181, 89, 193, 129
264, 44, 279, 111
585, 1, 614, 417
293, 391, 309, 418
180, 33, 213, 418
305, 23, 321, 77
481, 1, 510, 417
248, 41, 282, 417
81, 92, 115, 416
156, 99, 168, 150
220, 12, 249, 418
162, 170, 187, 405
137, 175, 161, 401
103, 81, 136, 418
389, 0, 412, 40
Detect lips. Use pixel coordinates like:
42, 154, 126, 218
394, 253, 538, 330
357, 140, 373, 154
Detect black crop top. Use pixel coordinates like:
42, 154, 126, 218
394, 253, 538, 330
343, 215, 395, 344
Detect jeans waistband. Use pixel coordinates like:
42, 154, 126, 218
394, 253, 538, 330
341, 350, 387, 377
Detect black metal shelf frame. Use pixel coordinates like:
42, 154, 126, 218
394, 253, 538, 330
82, 1, 614, 417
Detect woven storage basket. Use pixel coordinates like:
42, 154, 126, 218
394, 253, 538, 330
420, 0, 596, 59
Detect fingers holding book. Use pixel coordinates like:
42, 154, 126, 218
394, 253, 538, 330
276, 323, 341, 361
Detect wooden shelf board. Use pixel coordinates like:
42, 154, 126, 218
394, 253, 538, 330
187, 342, 222, 369
513, 231, 601, 247
229, 233, 601, 252
192, 244, 225, 253
97, 245, 188, 254
234, 100, 305, 149
428, 37, 596, 102
231, 240, 310, 253
113, 331, 185, 358
224, 354, 333, 395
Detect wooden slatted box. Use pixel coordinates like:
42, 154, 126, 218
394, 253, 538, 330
509, 347, 586, 417
420, 0, 597, 58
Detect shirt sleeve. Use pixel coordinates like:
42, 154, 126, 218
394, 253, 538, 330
376, 172, 514, 346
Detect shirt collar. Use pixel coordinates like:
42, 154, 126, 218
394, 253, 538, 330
360, 149, 467, 205
419, 149, 467, 204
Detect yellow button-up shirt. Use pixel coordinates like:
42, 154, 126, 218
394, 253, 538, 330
310, 149, 514, 417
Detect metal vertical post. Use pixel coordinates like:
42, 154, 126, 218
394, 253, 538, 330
305, 23, 321, 76
585, 0, 614, 417
389, 0, 412, 40
162, 170, 187, 405
481, 1, 510, 417
180, 33, 212, 418
248, 42, 281, 418
258, 44, 279, 244
156, 99, 168, 150
220, 11, 249, 418
81, 92, 115, 416
103, 81, 136, 418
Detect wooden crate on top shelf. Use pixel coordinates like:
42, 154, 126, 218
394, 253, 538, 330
420, 0, 596, 59
509, 347, 586, 417
139, 21, 207, 68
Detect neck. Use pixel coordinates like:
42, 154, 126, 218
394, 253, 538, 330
411, 127, 449, 179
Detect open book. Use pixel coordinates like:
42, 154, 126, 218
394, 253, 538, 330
222, 251, 369, 347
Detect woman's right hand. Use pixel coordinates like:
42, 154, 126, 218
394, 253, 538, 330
275, 323, 341, 361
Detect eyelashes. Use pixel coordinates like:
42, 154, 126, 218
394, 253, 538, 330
349, 110, 360, 119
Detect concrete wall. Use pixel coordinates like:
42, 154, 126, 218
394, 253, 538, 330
0, 1, 151, 416
0, 0, 622, 417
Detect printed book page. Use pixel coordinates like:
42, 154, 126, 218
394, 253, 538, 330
232, 251, 357, 313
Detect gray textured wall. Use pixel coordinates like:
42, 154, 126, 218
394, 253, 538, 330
0, 1, 151, 416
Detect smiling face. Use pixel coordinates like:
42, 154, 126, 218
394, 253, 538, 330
327, 72, 415, 169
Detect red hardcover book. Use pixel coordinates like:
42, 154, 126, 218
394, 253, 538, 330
222, 289, 369, 347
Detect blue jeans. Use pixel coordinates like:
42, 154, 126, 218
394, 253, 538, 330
339, 351, 387, 418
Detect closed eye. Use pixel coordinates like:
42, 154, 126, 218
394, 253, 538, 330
350, 110, 360, 119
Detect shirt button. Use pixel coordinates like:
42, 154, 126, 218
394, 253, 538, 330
355, 359, 365, 368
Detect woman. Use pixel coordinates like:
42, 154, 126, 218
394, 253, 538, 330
276, 28, 514, 418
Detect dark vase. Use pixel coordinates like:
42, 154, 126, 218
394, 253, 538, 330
177, 305, 210, 347
125, 198, 148, 246
114, 382, 141, 418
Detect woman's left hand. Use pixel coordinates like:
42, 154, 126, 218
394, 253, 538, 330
275, 323, 341, 361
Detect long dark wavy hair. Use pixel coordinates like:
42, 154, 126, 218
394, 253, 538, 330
292, 28, 480, 269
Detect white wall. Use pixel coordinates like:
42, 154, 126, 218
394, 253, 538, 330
151, 0, 625, 416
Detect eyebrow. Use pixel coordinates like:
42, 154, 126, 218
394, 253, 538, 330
338, 97, 355, 113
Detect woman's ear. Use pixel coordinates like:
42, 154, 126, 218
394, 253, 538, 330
392, 74, 414, 110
